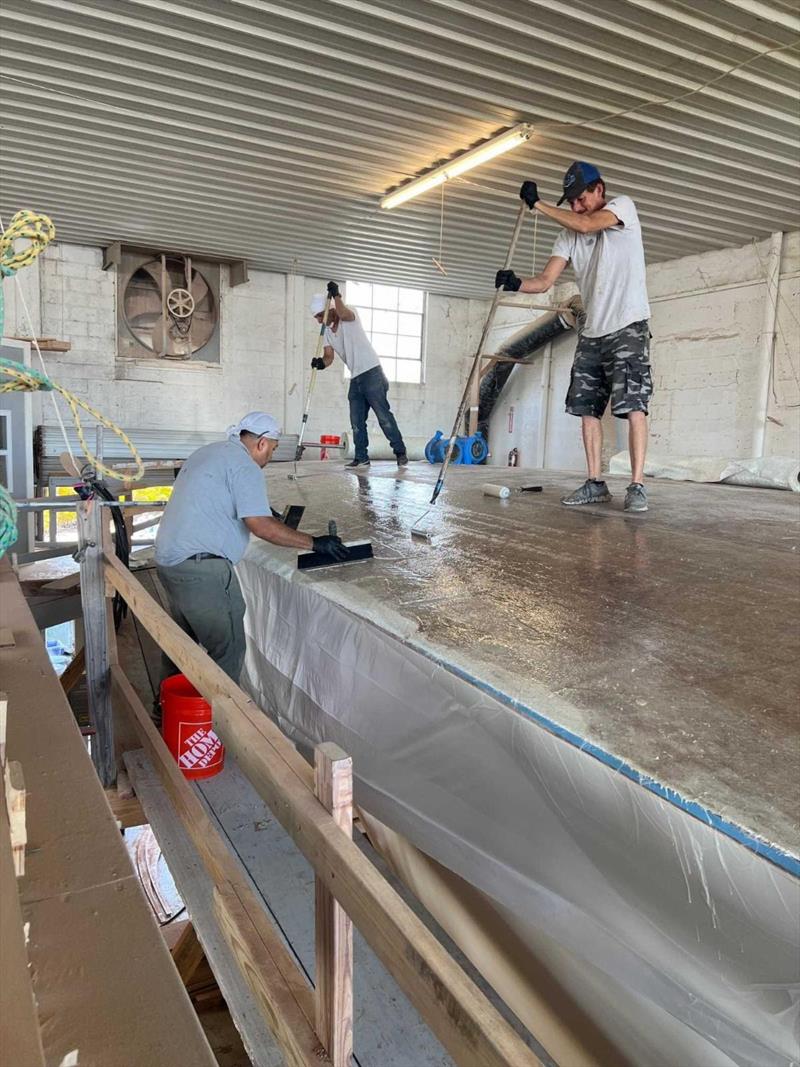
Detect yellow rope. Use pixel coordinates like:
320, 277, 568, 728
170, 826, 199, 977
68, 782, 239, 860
0, 361, 145, 482
0, 209, 55, 272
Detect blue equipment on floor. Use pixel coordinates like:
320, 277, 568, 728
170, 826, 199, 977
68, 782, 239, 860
424, 430, 488, 466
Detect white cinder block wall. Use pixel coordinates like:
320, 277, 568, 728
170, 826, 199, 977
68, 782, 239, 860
486, 230, 800, 470
3, 230, 797, 470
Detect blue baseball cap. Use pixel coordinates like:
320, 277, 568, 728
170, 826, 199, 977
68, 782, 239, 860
558, 161, 602, 205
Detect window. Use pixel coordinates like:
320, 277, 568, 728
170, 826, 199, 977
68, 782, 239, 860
345, 281, 425, 383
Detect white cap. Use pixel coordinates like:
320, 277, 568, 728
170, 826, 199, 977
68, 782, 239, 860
226, 411, 281, 441
310, 294, 326, 316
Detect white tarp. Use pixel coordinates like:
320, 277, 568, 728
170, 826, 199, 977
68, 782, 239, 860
610, 452, 800, 492
237, 543, 800, 1067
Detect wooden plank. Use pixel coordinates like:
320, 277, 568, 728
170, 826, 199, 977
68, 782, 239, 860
112, 666, 330, 1067
105, 550, 544, 1067
125, 750, 285, 1067
59, 645, 86, 694
214, 881, 330, 1067
0, 628, 15, 648
0, 691, 7, 767
0, 788, 45, 1067
77, 502, 114, 786
5, 760, 26, 876
0, 560, 215, 1067
172, 921, 207, 986
7, 336, 72, 351
104, 787, 146, 828
314, 743, 354, 1067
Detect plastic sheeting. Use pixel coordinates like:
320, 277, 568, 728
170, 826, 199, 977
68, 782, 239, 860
610, 451, 800, 492
236, 542, 799, 1067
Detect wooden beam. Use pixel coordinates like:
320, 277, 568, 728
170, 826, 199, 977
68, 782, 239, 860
104, 551, 543, 1067
104, 787, 146, 828
0, 691, 7, 767
78, 502, 115, 787
214, 881, 329, 1067
110, 664, 330, 1067
4, 760, 26, 876
6, 337, 72, 352
314, 744, 354, 1067
171, 922, 207, 987
0, 787, 45, 1067
59, 646, 86, 694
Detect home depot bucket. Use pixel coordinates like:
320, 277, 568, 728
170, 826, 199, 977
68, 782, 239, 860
160, 674, 224, 780
320, 433, 340, 460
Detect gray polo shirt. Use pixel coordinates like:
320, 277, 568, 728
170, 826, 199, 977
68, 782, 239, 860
155, 440, 270, 566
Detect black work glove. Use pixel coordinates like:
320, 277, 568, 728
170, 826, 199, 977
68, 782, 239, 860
326, 280, 340, 299
519, 181, 540, 209
495, 269, 521, 292
312, 534, 349, 561
311, 357, 326, 370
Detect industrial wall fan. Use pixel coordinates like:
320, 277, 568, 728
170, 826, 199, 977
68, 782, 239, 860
118, 253, 220, 361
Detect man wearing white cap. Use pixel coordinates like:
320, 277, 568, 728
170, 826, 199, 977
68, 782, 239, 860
310, 281, 408, 468
155, 412, 346, 684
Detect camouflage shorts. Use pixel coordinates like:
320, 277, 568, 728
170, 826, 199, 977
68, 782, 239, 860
566, 320, 653, 419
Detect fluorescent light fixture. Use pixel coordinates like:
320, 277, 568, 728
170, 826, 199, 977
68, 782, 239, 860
380, 123, 532, 210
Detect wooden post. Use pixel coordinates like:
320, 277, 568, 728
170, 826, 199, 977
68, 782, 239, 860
4, 761, 26, 876
314, 743, 354, 1067
77, 500, 115, 787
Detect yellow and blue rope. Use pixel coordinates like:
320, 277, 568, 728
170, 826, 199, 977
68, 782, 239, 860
1, 210, 144, 557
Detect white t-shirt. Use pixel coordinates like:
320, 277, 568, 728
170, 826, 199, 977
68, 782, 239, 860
552, 195, 650, 338
324, 313, 381, 379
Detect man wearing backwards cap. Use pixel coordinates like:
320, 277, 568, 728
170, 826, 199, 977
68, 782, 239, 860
310, 281, 408, 469
155, 412, 347, 686
495, 162, 652, 513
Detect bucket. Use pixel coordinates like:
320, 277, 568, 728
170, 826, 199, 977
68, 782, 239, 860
320, 433, 340, 460
160, 674, 224, 780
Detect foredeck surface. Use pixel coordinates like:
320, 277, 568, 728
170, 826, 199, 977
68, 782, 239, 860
262, 460, 800, 863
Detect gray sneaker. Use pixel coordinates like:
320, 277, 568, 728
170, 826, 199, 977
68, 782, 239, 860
561, 479, 612, 506
396, 453, 409, 467
345, 458, 370, 469
624, 482, 648, 512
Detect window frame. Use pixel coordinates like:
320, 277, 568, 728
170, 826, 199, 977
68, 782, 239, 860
343, 281, 427, 385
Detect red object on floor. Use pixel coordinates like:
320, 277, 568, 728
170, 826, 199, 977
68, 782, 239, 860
160, 673, 224, 780
320, 433, 340, 460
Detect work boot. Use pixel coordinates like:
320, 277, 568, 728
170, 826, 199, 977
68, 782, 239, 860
561, 479, 612, 506
345, 458, 370, 469
396, 453, 409, 467
624, 482, 648, 512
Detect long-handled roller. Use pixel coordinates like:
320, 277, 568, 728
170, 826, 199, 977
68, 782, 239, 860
411, 202, 528, 540
290, 294, 336, 477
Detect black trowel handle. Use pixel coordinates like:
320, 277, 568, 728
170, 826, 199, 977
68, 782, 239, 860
328, 520, 337, 538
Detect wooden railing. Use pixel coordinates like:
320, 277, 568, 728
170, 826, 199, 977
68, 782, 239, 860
65, 497, 545, 1067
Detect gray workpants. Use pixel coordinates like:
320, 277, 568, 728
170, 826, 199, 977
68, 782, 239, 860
156, 557, 247, 685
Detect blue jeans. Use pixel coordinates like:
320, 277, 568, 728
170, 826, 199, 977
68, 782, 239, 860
348, 365, 406, 461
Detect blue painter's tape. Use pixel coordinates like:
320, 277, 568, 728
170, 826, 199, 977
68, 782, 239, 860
425, 653, 800, 880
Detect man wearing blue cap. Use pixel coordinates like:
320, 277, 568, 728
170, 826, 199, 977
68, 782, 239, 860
155, 412, 347, 685
495, 162, 652, 512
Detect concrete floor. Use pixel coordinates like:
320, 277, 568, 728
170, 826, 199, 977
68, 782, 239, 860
260, 460, 800, 862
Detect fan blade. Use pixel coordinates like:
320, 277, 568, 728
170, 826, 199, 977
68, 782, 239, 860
150, 310, 170, 356
191, 269, 209, 305
138, 259, 164, 291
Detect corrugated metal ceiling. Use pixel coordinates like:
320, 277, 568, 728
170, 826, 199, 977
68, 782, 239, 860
1, 0, 798, 297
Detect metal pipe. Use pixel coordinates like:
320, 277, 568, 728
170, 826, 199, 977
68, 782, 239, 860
752, 230, 783, 458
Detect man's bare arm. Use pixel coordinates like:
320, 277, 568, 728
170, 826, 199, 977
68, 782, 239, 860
518, 256, 569, 294
244, 515, 313, 550
535, 201, 620, 234
333, 295, 356, 322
